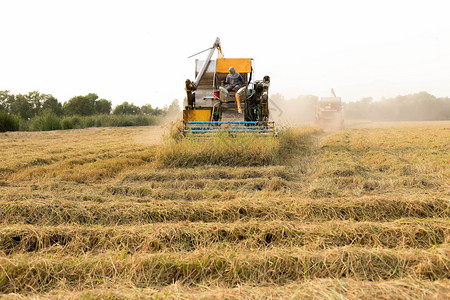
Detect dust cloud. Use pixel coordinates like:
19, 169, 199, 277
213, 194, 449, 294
269, 93, 318, 126
269, 91, 450, 125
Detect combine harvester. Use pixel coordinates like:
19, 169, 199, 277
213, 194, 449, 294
183, 37, 275, 136
315, 89, 344, 130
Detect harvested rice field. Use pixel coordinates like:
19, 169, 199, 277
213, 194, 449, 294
0, 122, 449, 299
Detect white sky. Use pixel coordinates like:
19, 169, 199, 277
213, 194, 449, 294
1, 0, 449, 107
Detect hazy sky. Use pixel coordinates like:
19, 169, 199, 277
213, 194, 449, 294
1, 0, 449, 107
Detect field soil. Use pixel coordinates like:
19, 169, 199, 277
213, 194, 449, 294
0, 122, 448, 299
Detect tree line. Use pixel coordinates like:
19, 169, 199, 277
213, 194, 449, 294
0, 91, 178, 118
0, 91, 180, 132
2, 90, 449, 132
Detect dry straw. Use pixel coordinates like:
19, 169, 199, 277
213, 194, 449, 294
1, 247, 449, 293
0, 197, 447, 226
0, 219, 448, 255
156, 126, 322, 167
0, 123, 448, 298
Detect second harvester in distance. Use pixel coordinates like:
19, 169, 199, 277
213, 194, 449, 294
183, 37, 274, 136
315, 88, 344, 130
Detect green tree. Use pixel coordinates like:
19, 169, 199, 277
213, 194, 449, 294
95, 99, 112, 114
140, 104, 155, 115
152, 107, 164, 116
42, 95, 63, 116
26, 91, 44, 116
64, 93, 99, 116
10, 94, 33, 119
2, 91, 58, 118
0, 90, 14, 111
113, 102, 140, 115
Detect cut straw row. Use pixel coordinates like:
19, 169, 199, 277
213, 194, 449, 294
0, 197, 447, 225
13, 279, 450, 300
1, 247, 448, 293
0, 219, 448, 254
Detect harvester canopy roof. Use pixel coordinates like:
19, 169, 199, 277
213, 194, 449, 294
216, 58, 252, 74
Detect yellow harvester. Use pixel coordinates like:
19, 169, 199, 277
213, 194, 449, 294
183, 37, 274, 135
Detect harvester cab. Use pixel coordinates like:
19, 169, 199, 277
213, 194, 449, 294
315, 89, 344, 130
183, 37, 274, 136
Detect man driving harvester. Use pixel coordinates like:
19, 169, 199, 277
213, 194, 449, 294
225, 67, 245, 91
220, 66, 245, 113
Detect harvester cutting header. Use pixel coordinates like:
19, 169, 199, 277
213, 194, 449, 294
183, 37, 274, 135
